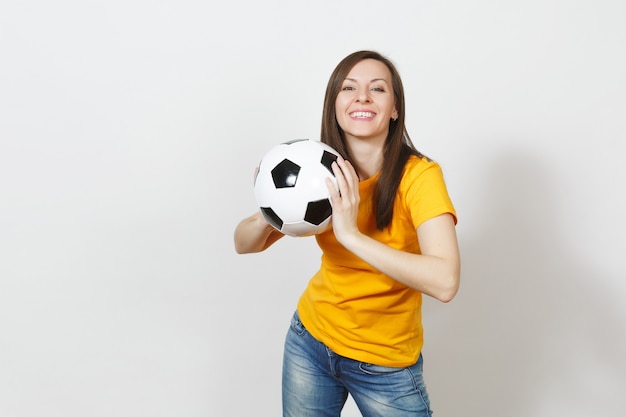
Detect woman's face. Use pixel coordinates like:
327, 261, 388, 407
334, 59, 398, 145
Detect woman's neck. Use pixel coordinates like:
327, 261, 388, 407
345, 136, 385, 180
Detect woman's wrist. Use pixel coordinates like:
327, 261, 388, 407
255, 212, 275, 233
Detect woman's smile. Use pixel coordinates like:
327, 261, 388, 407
349, 110, 377, 120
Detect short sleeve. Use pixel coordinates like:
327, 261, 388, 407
403, 160, 457, 229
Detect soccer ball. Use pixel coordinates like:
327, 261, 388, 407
254, 139, 340, 237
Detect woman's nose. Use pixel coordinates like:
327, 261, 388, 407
356, 90, 371, 103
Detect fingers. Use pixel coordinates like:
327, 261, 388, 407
327, 156, 359, 204
326, 157, 360, 240
325, 176, 339, 200
333, 156, 356, 185
336, 157, 359, 192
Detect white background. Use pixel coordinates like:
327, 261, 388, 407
1, 1, 625, 416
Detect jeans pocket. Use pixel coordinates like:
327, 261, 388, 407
290, 311, 307, 336
358, 362, 404, 375
358, 359, 427, 392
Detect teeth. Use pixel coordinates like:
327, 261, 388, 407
351, 111, 375, 118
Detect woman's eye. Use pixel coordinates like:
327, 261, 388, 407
371, 87, 385, 92
342, 86, 356, 91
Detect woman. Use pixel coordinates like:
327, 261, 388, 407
234, 50, 460, 417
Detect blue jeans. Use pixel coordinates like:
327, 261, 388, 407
282, 311, 433, 417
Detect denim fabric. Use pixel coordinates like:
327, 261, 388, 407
282, 311, 433, 417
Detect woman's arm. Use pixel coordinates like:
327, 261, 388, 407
234, 211, 284, 254
327, 157, 461, 302
337, 214, 460, 302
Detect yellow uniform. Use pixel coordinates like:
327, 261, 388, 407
297, 155, 457, 367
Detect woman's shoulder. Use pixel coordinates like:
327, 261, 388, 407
403, 154, 441, 176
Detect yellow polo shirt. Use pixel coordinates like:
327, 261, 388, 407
297, 156, 456, 367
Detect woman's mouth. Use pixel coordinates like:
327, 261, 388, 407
349, 111, 376, 119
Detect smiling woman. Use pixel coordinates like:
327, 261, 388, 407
334, 59, 399, 165
234, 50, 460, 417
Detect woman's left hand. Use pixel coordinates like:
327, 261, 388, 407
326, 156, 361, 244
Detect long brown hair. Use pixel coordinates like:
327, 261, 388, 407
321, 50, 425, 230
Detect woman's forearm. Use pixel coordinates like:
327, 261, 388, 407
337, 214, 460, 302
234, 212, 284, 254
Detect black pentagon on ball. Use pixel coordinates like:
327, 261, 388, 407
304, 199, 332, 225
271, 159, 301, 188
320, 150, 338, 175
260, 207, 283, 230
